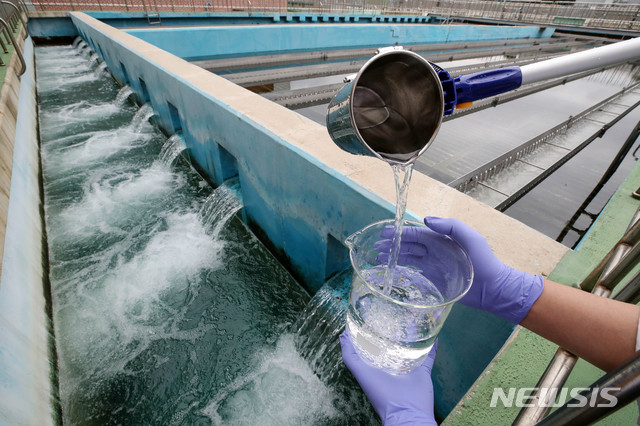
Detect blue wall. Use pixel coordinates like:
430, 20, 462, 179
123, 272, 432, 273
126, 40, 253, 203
68, 15, 529, 419
125, 23, 555, 61
28, 17, 78, 39
0, 38, 56, 426
88, 11, 441, 29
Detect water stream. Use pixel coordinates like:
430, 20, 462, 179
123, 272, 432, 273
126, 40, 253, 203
381, 163, 414, 295
37, 41, 375, 425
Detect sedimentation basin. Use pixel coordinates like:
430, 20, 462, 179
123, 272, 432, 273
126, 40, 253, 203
6, 9, 637, 425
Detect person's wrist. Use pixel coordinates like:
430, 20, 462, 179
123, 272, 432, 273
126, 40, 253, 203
491, 268, 545, 324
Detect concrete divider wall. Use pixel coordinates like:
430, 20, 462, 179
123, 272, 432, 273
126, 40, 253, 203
89, 11, 439, 29
68, 13, 568, 418
0, 35, 57, 426
124, 23, 555, 61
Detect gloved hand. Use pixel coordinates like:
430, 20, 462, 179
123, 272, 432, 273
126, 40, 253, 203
375, 216, 544, 324
339, 332, 438, 426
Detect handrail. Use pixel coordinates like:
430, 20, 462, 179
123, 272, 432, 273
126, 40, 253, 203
513, 209, 640, 425
536, 352, 640, 425
26, 0, 640, 33
0, 16, 25, 76
1, 1, 26, 28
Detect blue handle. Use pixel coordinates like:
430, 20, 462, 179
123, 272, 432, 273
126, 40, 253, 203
454, 67, 523, 104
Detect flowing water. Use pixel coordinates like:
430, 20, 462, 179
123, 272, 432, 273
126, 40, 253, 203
381, 163, 414, 294
37, 42, 374, 425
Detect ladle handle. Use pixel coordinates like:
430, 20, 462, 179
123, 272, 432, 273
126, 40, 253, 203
454, 67, 523, 105
520, 37, 640, 85
450, 37, 640, 108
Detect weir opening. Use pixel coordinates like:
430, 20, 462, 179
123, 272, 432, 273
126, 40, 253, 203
38, 41, 375, 425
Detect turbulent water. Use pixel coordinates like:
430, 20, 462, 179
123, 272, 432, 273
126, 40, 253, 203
37, 43, 374, 425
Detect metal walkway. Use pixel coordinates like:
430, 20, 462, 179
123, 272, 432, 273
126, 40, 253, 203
195, 36, 590, 74
210, 37, 602, 109
262, 50, 610, 109
451, 83, 640, 210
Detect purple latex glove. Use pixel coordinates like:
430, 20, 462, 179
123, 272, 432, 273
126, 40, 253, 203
375, 217, 544, 324
339, 332, 438, 426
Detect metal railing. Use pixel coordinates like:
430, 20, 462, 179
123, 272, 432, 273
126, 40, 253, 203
0, 0, 26, 76
514, 209, 640, 425
422, 0, 640, 32
26, 0, 640, 33
28, 0, 288, 13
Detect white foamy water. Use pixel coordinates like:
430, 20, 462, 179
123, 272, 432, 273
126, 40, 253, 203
37, 69, 101, 93
54, 212, 225, 396
294, 283, 347, 381
49, 164, 186, 242
41, 100, 121, 129
115, 85, 135, 106
94, 61, 109, 77
200, 180, 242, 235
88, 53, 100, 67
131, 103, 156, 131
36, 45, 108, 93
38, 41, 375, 425
202, 333, 340, 426
159, 133, 186, 166
43, 126, 154, 178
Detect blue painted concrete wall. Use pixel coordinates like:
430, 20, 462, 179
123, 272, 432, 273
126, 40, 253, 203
87, 11, 440, 29
28, 17, 78, 39
0, 38, 56, 426
125, 23, 555, 61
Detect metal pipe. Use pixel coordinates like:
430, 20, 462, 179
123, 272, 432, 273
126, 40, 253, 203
521, 37, 640, 85
2, 25, 11, 46
598, 240, 640, 291
513, 348, 579, 425
612, 269, 640, 304
536, 352, 640, 425
0, 31, 8, 54
581, 210, 640, 292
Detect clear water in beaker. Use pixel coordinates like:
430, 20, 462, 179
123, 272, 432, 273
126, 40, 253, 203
345, 219, 473, 374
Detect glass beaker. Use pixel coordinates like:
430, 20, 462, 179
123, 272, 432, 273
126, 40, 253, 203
345, 219, 473, 375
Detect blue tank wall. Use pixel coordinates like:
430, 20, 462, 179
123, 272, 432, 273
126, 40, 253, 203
28, 17, 78, 39
26, 11, 442, 41
89, 11, 441, 28
0, 38, 56, 426
125, 23, 555, 61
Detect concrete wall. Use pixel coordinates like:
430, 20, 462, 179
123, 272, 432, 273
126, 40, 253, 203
125, 23, 556, 61
68, 13, 568, 417
27, 12, 78, 40
55, 11, 441, 31
0, 35, 57, 426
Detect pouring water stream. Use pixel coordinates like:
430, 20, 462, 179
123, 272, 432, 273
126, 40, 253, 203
381, 163, 413, 295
